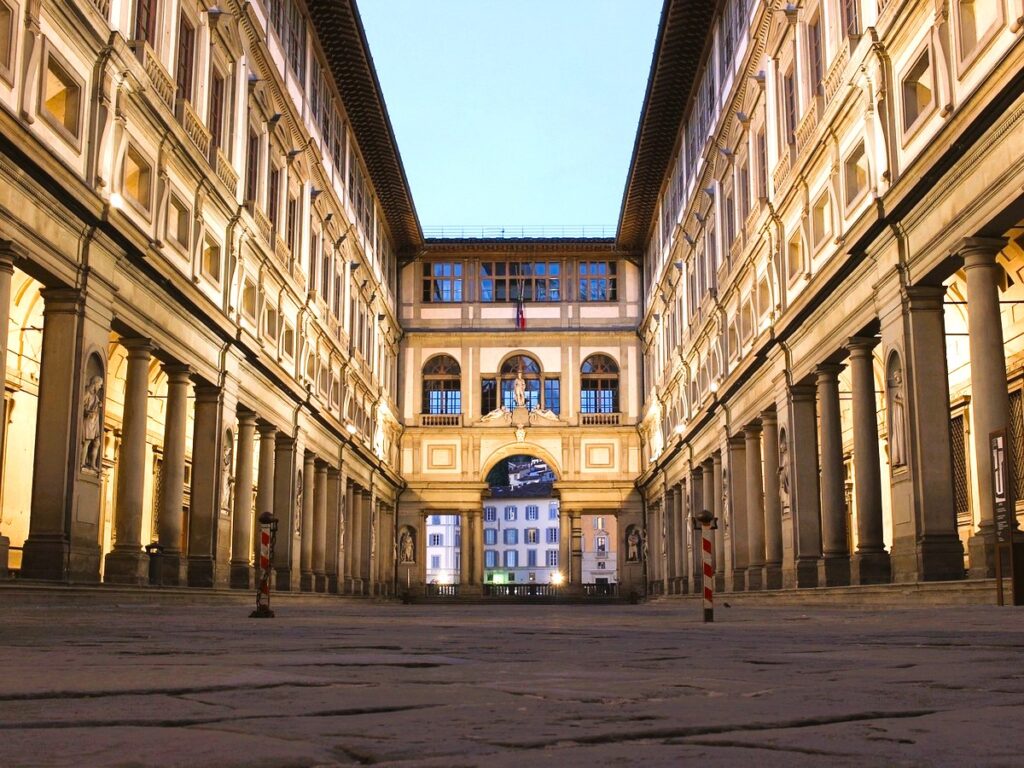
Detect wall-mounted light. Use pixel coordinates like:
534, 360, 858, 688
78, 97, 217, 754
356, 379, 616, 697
310, 188, 323, 202
267, 113, 283, 129
345, 423, 358, 435
109, 192, 124, 210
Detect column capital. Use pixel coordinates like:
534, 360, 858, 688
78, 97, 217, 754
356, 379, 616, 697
789, 382, 817, 401
119, 337, 154, 357
692, 464, 704, 477
162, 363, 192, 383
701, 457, 714, 471
0, 245, 16, 273
846, 336, 879, 356
815, 363, 843, 382
327, 466, 342, 478
39, 287, 83, 314
236, 408, 258, 427
257, 420, 278, 437
303, 451, 316, 466
194, 383, 222, 402
904, 284, 946, 311
727, 433, 746, 448
743, 422, 763, 437
760, 409, 778, 426
712, 451, 722, 467
957, 237, 1006, 266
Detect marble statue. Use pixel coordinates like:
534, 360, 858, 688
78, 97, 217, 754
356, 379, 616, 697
513, 370, 527, 408
888, 361, 907, 467
399, 529, 415, 564
81, 375, 104, 473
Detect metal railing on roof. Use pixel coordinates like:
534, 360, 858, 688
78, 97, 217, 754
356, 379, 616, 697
422, 225, 617, 240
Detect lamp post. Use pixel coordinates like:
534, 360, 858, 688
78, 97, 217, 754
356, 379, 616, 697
693, 509, 717, 623
250, 511, 279, 619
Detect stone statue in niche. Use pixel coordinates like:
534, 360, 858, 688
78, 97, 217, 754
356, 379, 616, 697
369, 508, 377, 561
513, 369, 527, 409
221, 434, 235, 511
887, 355, 907, 468
626, 527, 642, 562
81, 375, 105, 473
399, 528, 415, 564
778, 429, 791, 513
294, 469, 303, 535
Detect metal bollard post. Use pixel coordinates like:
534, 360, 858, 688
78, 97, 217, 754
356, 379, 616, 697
250, 512, 279, 619
694, 509, 716, 623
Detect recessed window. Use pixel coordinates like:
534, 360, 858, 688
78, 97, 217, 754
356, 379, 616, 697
264, 306, 280, 341
123, 145, 153, 212
807, 16, 823, 96
787, 233, 802, 282
902, 49, 934, 132
241, 278, 257, 320
0, 1, 14, 82
167, 194, 190, 250
42, 49, 83, 143
728, 319, 739, 359
811, 192, 831, 248
757, 278, 770, 320
958, 0, 1000, 61
281, 322, 295, 359
843, 142, 868, 208
201, 236, 221, 283
740, 302, 753, 341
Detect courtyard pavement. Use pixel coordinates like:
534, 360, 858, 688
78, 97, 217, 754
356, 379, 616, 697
1, 590, 1023, 767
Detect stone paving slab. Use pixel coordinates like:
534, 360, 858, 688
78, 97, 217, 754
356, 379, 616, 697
0, 593, 1022, 766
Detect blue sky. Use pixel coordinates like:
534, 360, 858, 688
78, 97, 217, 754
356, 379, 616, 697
358, 0, 664, 233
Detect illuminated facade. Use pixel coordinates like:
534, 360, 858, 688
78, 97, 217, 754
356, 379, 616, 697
1, 0, 1022, 599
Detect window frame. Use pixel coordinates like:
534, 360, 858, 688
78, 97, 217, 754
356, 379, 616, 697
121, 142, 155, 218
0, 0, 18, 86
39, 41, 85, 150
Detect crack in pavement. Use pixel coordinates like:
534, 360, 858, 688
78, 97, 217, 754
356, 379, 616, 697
482, 708, 940, 750
0, 680, 334, 702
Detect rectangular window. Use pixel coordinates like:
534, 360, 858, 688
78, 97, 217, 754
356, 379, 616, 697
201, 235, 222, 284
503, 528, 518, 545
841, 0, 860, 37
811, 192, 831, 248
123, 144, 153, 213
481, 378, 497, 415
431, 515, 441, 525
428, 533, 442, 546
245, 128, 260, 203
844, 142, 868, 208
527, 549, 538, 567
264, 306, 279, 341
783, 68, 797, 146
546, 527, 558, 544
42, 50, 83, 143
479, 260, 561, 302
959, 0, 1000, 61
135, 0, 159, 44
808, 18, 823, 95
268, 167, 281, 234
525, 528, 539, 544
596, 536, 607, 553
578, 261, 617, 301
546, 550, 559, 567
902, 48, 934, 133
544, 377, 560, 415
526, 505, 539, 521
504, 506, 517, 522
484, 529, 497, 545
0, 2, 13, 81
208, 68, 226, 153
241, 278, 257, 321
484, 507, 496, 522
286, 195, 299, 254
430, 555, 440, 570
422, 262, 463, 302
504, 550, 518, 568
176, 13, 196, 102
549, 504, 558, 520
484, 550, 497, 569
167, 194, 190, 250
756, 130, 767, 198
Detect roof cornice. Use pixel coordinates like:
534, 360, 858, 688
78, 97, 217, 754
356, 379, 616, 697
308, 0, 424, 252
615, 0, 720, 254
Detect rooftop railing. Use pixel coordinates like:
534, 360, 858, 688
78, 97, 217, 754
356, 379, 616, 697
422, 225, 617, 240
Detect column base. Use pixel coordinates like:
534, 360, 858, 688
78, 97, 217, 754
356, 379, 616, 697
327, 574, 339, 594
852, 551, 892, 585
274, 567, 294, 591
968, 529, 998, 579
103, 548, 148, 586
678, 576, 689, 595
300, 572, 314, 592
229, 563, 253, 590
919, 535, 966, 581
728, 568, 746, 592
154, 552, 184, 586
819, 555, 850, 586
315, 573, 327, 593
187, 556, 215, 588
764, 563, 783, 590
19, 535, 70, 582
794, 557, 819, 588
746, 565, 764, 591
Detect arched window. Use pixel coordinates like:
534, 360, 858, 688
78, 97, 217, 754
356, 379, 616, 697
580, 354, 619, 413
422, 355, 461, 414
500, 354, 541, 410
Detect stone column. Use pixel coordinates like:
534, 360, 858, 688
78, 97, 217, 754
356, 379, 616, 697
155, 364, 191, 586
744, 423, 766, 591
788, 384, 822, 587
187, 383, 223, 588
662, 487, 676, 593
459, 510, 472, 586
272, 435, 298, 590
963, 239, 1012, 577
104, 339, 153, 585
253, 422, 276, 568
367, 491, 379, 595
559, 509, 571, 579
761, 410, 783, 589
472, 511, 484, 585
350, 488, 365, 593
690, 467, 703, 589
299, 452, 315, 591
313, 461, 328, 592
229, 410, 257, 589
343, 481, 356, 592
326, 467, 342, 593
847, 337, 890, 584
817, 364, 850, 586
712, 452, 725, 593
0, 252, 13, 565
570, 509, 583, 586
726, 435, 748, 591
673, 482, 687, 593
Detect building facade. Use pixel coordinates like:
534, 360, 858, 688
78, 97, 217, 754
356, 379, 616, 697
1, 0, 1022, 600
